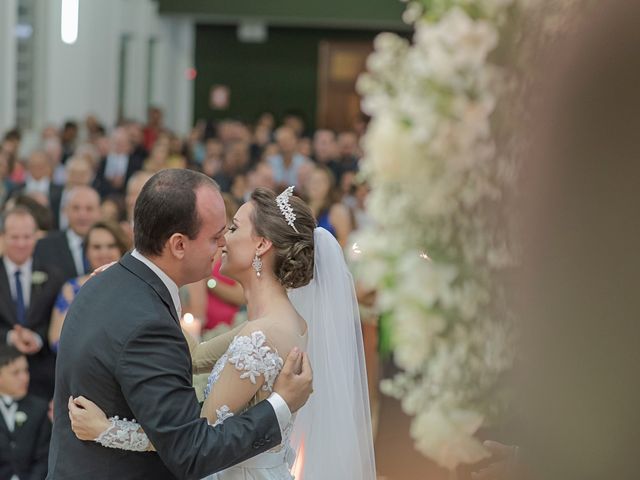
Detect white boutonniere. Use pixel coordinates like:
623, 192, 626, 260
15, 411, 27, 427
31, 271, 48, 285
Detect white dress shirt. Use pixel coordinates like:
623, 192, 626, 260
24, 176, 50, 197
130, 250, 292, 433
104, 153, 129, 180
1, 395, 20, 480
0, 394, 17, 432
3, 257, 43, 349
3, 257, 32, 308
66, 229, 86, 276
58, 188, 71, 231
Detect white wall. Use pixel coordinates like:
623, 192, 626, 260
2, 0, 195, 139
154, 17, 195, 136
0, 0, 18, 134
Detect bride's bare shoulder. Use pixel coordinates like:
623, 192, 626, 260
237, 315, 304, 354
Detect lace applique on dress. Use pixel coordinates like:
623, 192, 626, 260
227, 331, 283, 391
95, 416, 150, 451
204, 330, 283, 400
212, 405, 234, 426
93, 331, 291, 457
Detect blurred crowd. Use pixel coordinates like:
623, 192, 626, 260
0, 108, 374, 479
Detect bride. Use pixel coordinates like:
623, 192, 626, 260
68, 186, 376, 479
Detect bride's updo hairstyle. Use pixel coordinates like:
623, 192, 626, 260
250, 187, 316, 289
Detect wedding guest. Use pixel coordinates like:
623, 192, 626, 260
0, 151, 15, 208
267, 126, 311, 190
5, 195, 54, 237
56, 155, 95, 231
48, 221, 130, 351
33, 186, 101, 281
305, 165, 352, 247
142, 106, 164, 152
100, 194, 126, 224
120, 171, 153, 242
311, 129, 341, 180
0, 207, 64, 399
93, 128, 143, 197
142, 143, 170, 174
11, 151, 63, 219
0, 345, 51, 480
60, 120, 79, 165
200, 138, 224, 178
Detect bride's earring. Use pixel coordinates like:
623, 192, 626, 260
252, 254, 263, 278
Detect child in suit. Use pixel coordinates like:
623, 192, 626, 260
0, 345, 50, 480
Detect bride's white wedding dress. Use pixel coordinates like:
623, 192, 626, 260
200, 329, 306, 480
98, 328, 304, 479
94, 228, 376, 480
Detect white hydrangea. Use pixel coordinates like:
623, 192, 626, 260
411, 408, 491, 470
354, 0, 518, 471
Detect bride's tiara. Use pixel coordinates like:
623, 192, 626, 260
276, 186, 299, 233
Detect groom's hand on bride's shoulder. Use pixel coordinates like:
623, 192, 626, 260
273, 348, 313, 413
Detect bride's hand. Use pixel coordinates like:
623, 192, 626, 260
68, 396, 111, 441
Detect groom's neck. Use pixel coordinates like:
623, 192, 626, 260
142, 253, 183, 287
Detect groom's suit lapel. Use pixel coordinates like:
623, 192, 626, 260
119, 252, 180, 324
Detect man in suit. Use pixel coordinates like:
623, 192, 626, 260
11, 151, 63, 227
0, 207, 64, 400
55, 156, 95, 231
93, 127, 144, 198
33, 185, 101, 281
0, 345, 51, 480
48, 169, 313, 479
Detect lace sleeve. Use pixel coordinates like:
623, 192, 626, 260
95, 416, 151, 452
226, 331, 283, 392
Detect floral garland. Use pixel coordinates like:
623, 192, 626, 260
354, 0, 520, 470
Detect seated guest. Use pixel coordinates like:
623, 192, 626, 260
48, 221, 130, 351
5, 195, 54, 239
0, 207, 64, 399
11, 151, 63, 226
267, 126, 311, 190
120, 171, 152, 243
305, 165, 353, 247
100, 194, 126, 225
0, 345, 51, 480
0, 150, 15, 207
33, 186, 101, 281
93, 127, 143, 197
56, 155, 95, 231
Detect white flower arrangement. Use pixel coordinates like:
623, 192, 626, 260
354, 0, 521, 470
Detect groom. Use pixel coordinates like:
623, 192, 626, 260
47, 169, 313, 479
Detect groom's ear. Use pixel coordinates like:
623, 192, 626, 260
167, 233, 186, 260
255, 237, 272, 257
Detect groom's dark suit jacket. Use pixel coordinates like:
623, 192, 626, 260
47, 253, 281, 479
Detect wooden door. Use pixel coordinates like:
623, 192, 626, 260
317, 40, 372, 132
